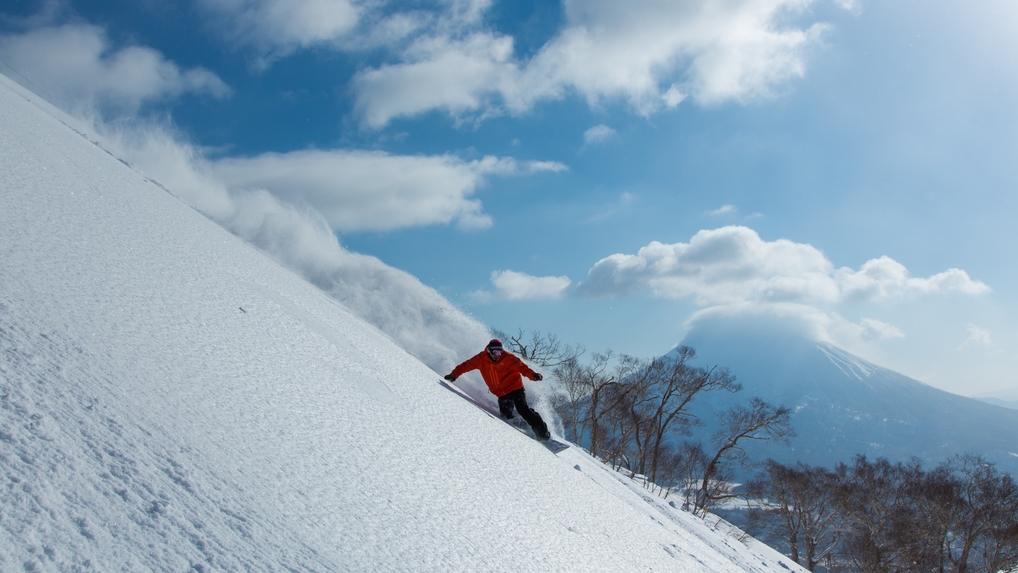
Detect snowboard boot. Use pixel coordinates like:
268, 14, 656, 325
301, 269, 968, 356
530, 414, 551, 441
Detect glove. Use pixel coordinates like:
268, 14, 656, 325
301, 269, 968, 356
444, 374, 456, 382
533, 373, 543, 381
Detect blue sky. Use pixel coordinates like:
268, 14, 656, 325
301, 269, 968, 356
2, 0, 1016, 396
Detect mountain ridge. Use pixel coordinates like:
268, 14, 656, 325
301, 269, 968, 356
676, 317, 1018, 476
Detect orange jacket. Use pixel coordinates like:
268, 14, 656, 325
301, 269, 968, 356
450, 350, 538, 398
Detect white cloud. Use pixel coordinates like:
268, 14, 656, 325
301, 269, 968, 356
835, 257, 991, 301
912, 268, 993, 295
577, 226, 836, 303
0, 24, 231, 114
211, 149, 504, 232
709, 204, 736, 216
531, 0, 826, 109
472, 270, 572, 302
832, 0, 862, 14
584, 124, 616, 145
663, 84, 686, 108
353, 32, 519, 128
960, 324, 993, 348
587, 192, 637, 224
493, 270, 572, 300
575, 226, 991, 304
352, 0, 834, 127
525, 160, 570, 174
442, 0, 494, 26
243, 0, 361, 44
196, 0, 363, 65
831, 317, 906, 345
209, 150, 562, 233
197, 0, 503, 67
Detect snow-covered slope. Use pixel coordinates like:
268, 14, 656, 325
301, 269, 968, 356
0, 74, 802, 571
677, 315, 1018, 477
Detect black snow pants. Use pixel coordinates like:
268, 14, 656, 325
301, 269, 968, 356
498, 388, 550, 439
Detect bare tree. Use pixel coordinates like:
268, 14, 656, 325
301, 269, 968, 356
980, 482, 1018, 573
552, 351, 641, 459
598, 369, 647, 473
493, 328, 585, 368
626, 346, 741, 490
823, 454, 1018, 573
944, 454, 1018, 573
552, 356, 592, 446
748, 460, 843, 572
895, 460, 956, 573
692, 397, 794, 516
834, 456, 915, 573
674, 441, 712, 510
648, 442, 687, 498
745, 453, 1018, 573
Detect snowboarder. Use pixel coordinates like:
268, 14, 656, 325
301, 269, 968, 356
444, 339, 551, 441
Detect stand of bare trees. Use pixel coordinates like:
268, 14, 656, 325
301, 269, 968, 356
538, 341, 793, 516
693, 397, 794, 516
747, 460, 842, 571
496, 330, 1018, 572
747, 454, 1018, 573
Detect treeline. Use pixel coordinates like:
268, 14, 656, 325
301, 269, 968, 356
747, 454, 1018, 573
494, 329, 793, 516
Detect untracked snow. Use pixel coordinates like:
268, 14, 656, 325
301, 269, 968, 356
0, 73, 803, 572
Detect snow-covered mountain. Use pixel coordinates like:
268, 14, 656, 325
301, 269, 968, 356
0, 74, 803, 571
677, 314, 1018, 477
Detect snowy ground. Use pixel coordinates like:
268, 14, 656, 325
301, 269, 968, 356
0, 72, 803, 572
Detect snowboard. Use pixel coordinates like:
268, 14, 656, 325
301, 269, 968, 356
439, 379, 570, 454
